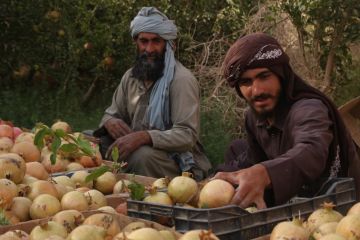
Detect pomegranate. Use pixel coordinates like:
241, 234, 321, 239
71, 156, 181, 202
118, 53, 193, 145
27, 180, 59, 200
75, 187, 91, 193
346, 202, 360, 215
143, 187, 173, 205
83, 42, 93, 50
270, 218, 309, 240
179, 229, 219, 240
11, 141, 40, 162
15, 132, 35, 144
46, 10, 61, 21
10, 196, 32, 221
43, 236, 65, 240
0, 137, 14, 154
84, 189, 107, 210
168, 172, 198, 204
26, 161, 49, 180
152, 177, 170, 189
52, 210, 85, 233
53, 175, 76, 188
21, 175, 38, 185
0, 153, 26, 183
0, 125, 14, 139
312, 222, 339, 239
61, 191, 88, 211
336, 214, 360, 238
122, 221, 147, 233
76, 151, 102, 168
159, 230, 176, 240
318, 234, 346, 240
41, 153, 66, 173
53, 181, 71, 199
30, 221, 68, 240
198, 179, 235, 208
113, 179, 132, 194
97, 206, 117, 214
51, 121, 72, 133
306, 202, 343, 234
115, 201, 127, 215
67, 225, 107, 240
70, 170, 93, 188
0, 178, 18, 209
29, 194, 61, 219
103, 57, 114, 67
66, 162, 84, 171
0, 230, 29, 239
12, 127, 23, 140
127, 227, 165, 240
17, 183, 31, 197
83, 213, 121, 238
3, 210, 20, 224
94, 171, 117, 194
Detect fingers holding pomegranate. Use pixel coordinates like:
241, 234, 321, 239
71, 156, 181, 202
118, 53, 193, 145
213, 164, 270, 209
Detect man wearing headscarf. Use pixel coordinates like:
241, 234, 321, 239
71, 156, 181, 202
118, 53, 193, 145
214, 32, 360, 209
94, 7, 212, 180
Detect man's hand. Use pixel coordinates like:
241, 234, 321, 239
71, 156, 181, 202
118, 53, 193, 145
105, 131, 152, 160
104, 118, 132, 140
213, 164, 271, 209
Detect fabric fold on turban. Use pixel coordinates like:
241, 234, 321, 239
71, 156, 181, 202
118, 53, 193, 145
223, 33, 289, 88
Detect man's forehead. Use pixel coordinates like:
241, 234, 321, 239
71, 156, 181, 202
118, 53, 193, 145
137, 32, 163, 40
241, 68, 271, 78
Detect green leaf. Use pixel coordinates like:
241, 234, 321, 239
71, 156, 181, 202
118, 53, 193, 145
59, 143, 78, 153
34, 128, 50, 150
112, 146, 119, 163
51, 135, 62, 153
85, 166, 110, 182
77, 138, 95, 156
54, 129, 66, 138
50, 153, 57, 165
128, 182, 145, 201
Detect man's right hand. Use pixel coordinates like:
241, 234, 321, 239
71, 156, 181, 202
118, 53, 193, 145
104, 118, 132, 140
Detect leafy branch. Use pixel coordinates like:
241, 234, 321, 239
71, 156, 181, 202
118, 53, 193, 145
85, 146, 127, 182
34, 123, 95, 165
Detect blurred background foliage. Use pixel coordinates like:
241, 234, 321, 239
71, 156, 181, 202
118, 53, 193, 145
0, 0, 359, 167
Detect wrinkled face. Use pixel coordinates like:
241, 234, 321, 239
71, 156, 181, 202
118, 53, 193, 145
135, 32, 166, 61
237, 68, 282, 118
132, 32, 166, 82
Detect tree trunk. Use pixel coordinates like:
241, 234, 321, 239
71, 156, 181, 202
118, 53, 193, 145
82, 76, 100, 107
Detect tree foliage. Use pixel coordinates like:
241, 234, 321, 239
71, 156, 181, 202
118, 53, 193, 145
280, 0, 360, 93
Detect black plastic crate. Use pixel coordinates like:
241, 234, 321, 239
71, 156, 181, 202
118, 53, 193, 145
127, 177, 356, 240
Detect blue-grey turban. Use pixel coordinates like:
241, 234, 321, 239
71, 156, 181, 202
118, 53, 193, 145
130, 7, 177, 131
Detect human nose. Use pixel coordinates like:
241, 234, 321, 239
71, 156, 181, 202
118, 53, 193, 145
251, 78, 264, 96
145, 42, 155, 53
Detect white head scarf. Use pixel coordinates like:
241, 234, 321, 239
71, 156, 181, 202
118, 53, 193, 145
130, 7, 177, 130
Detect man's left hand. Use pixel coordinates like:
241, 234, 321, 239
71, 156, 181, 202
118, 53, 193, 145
105, 131, 152, 160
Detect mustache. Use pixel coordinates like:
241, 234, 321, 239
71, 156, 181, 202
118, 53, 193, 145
251, 93, 273, 102
138, 51, 161, 59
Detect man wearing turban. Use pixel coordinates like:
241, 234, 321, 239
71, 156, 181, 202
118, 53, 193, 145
94, 7, 211, 180
214, 33, 359, 208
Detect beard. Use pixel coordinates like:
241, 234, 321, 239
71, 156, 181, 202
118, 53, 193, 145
131, 51, 165, 82
249, 90, 284, 120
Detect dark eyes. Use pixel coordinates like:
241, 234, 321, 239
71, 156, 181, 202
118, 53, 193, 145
238, 72, 272, 86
